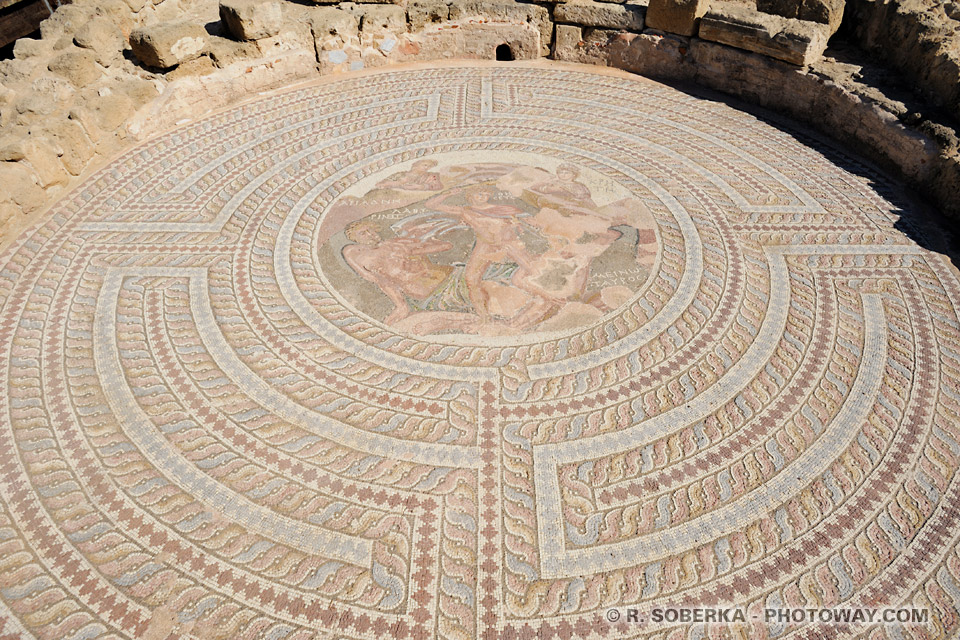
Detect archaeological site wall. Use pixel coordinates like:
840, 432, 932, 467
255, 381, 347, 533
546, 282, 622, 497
0, 0, 958, 248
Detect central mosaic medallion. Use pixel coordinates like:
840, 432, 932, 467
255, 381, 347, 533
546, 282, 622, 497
316, 153, 659, 337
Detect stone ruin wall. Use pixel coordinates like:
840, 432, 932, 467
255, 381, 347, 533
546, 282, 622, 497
0, 0, 958, 249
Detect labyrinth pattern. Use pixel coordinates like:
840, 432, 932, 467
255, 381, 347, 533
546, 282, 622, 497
1, 64, 959, 640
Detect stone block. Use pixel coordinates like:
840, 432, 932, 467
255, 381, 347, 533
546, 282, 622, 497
39, 4, 95, 40
113, 78, 162, 108
408, 0, 450, 30
699, 3, 829, 66
85, 91, 135, 133
23, 76, 76, 117
12, 38, 51, 59
0, 58, 37, 89
356, 5, 407, 31
308, 6, 361, 44
166, 56, 218, 80
130, 22, 209, 69
206, 36, 262, 66
91, 0, 135, 36
554, 23, 583, 53
15, 93, 59, 125
449, 0, 552, 53
645, 0, 707, 36
555, 0, 645, 31
220, 0, 283, 41
0, 136, 69, 188
605, 30, 692, 77
330, 0, 403, 5
47, 50, 102, 89
411, 21, 542, 59
757, 0, 844, 35
31, 119, 95, 176
75, 18, 126, 66
0, 202, 19, 227
0, 85, 14, 111
67, 107, 103, 144
553, 24, 624, 64
0, 162, 47, 213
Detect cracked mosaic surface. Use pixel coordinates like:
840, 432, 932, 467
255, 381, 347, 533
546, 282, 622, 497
1, 63, 960, 640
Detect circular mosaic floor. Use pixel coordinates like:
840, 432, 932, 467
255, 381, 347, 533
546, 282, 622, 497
1, 63, 959, 640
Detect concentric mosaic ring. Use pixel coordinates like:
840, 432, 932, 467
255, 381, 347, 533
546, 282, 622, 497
1, 63, 959, 640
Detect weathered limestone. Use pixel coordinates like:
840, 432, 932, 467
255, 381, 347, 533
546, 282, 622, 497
0, 202, 18, 229
449, 0, 552, 54
0, 86, 14, 117
645, 0, 707, 36
12, 38, 52, 59
0, 135, 69, 188
130, 22, 209, 69
553, 24, 585, 58
0, 162, 47, 214
47, 49, 103, 88
605, 30, 691, 76
39, 4, 95, 40
220, 0, 284, 41
552, 24, 628, 64
846, 0, 960, 121
758, 0, 845, 34
74, 18, 127, 66
32, 119, 96, 175
127, 50, 317, 137
18, 77, 77, 123
555, 0, 645, 31
314, 0, 405, 5
408, 0, 450, 30
306, 5, 360, 55
412, 21, 543, 60
699, 3, 829, 66
354, 5, 408, 32
85, 91, 136, 132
